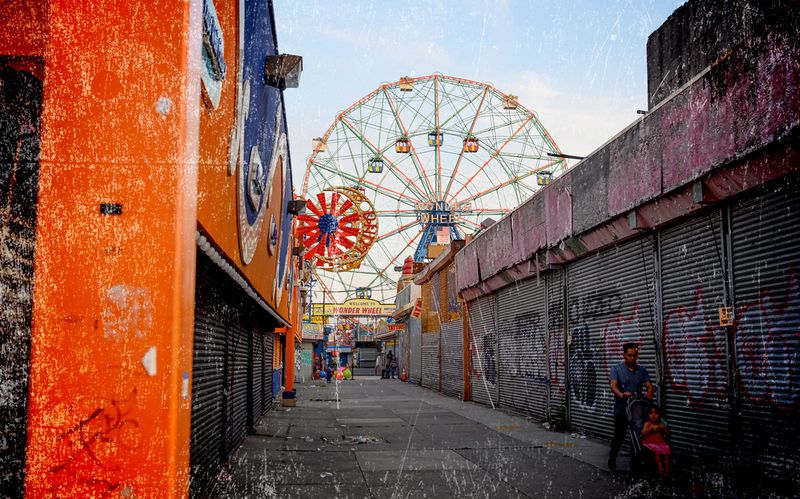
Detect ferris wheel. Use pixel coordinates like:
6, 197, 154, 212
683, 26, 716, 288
301, 74, 567, 303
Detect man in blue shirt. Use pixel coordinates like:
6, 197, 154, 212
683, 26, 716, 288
608, 342, 653, 471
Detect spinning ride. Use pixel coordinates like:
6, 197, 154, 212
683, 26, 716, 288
302, 74, 567, 302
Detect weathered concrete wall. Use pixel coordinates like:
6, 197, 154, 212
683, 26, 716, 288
645, 0, 799, 108
456, 9, 800, 295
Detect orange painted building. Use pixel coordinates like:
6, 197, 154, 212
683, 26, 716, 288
0, 0, 301, 496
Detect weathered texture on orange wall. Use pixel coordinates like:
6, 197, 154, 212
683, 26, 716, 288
0, 0, 47, 57
25, 0, 201, 496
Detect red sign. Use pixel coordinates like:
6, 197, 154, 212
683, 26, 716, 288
410, 298, 422, 320
388, 324, 405, 331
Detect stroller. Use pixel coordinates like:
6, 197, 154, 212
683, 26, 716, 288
626, 397, 667, 474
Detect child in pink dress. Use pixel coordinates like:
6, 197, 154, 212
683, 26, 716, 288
641, 406, 671, 476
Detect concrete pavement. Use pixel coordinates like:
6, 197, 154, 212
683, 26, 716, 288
206, 378, 782, 498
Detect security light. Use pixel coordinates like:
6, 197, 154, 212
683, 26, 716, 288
265, 54, 303, 90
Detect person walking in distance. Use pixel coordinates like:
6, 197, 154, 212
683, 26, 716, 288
386, 351, 396, 379
608, 343, 654, 471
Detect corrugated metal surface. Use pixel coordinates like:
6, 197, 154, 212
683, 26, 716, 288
0, 65, 42, 494
190, 256, 228, 496
264, 331, 274, 409
398, 324, 409, 376
227, 321, 249, 454
421, 331, 440, 390
469, 294, 498, 407
409, 318, 422, 383
440, 319, 463, 398
566, 237, 657, 439
547, 270, 567, 424
731, 181, 800, 478
497, 277, 548, 420
660, 211, 732, 457
252, 331, 264, 424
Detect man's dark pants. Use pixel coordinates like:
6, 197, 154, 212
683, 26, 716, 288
609, 409, 627, 466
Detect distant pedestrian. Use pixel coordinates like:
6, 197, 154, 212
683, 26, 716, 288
386, 351, 397, 379
641, 406, 670, 476
375, 352, 385, 378
608, 342, 653, 471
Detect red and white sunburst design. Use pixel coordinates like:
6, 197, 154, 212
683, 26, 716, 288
296, 188, 378, 272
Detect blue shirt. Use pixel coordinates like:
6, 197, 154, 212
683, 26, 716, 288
609, 362, 651, 414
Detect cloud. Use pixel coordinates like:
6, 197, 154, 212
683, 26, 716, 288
498, 71, 642, 158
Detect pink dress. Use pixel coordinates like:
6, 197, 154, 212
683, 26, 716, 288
642, 425, 671, 455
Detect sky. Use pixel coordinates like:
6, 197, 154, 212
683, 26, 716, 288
275, 0, 684, 185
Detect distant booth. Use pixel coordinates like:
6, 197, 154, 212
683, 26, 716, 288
413, 241, 466, 398
393, 257, 424, 382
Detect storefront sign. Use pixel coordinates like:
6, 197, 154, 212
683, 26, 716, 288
304, 298, 394, 318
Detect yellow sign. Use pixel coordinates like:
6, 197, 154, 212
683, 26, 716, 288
305, 298, 394, 318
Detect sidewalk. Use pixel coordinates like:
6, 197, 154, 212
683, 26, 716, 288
207, 379, 791, 498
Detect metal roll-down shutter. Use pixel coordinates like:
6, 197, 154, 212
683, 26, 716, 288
547, 270, 567, 423
469, 294, 498, 407
660, 211, 732, 458
252, 330, 264, 424
731, 179, 800, 479
497, 277, 548, 420
566, 237, 658, 440
440, 319, 464, 398
190, 254, 229, 496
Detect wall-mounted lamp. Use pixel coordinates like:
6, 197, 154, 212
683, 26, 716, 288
287, 199, 306, 216
265, 54, 303, 90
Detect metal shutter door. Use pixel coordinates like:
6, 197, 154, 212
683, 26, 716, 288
409, 318, 422, 383
469, 294, 498, 407
547, 270, 567, 423
398, 324, 409, 377
566, 237, 657, 440
189, 258, 228, 496
252, 331, 264, 423
497, 278, 548, 420
731, 182, 800, 478
226, 322, 249, 454
421, 332, 440, 390
660, 211, 732, 457
264, 331, 274, 410
440, 319, 464, 398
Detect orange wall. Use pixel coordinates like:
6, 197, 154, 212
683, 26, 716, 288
196, 0, 294, 324
25, 0, 201, 496
0, 0, 47, 58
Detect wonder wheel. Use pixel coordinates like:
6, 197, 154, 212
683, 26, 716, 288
302, 74, 567, 302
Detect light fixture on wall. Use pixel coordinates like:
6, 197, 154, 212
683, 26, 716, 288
264, 54, 303, 90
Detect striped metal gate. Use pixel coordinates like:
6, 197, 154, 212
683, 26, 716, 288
409, 318, 422, 383
660, 211, 732, 457
421, 332, 440, 390
226, 321, 249, 455
566, 237, 658, 439
731, 181, 800, 478
398, 323, 409, 377
469, 294, 498, 407
497, 277, 548, 420
440, 319, 463, 398
264, 331, 274, 410
252, 331, 264, 425
547, 270, 567, 424
0, 64, 42, 494
190, 256, 229, 496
